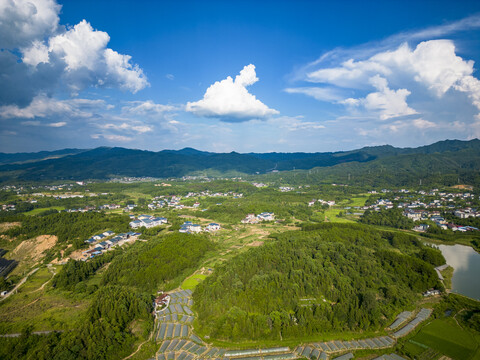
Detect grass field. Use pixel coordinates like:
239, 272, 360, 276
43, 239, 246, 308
343, 196, 368, 207
409, 317, 480, 360
0, 266, 90, 334
24, 206, 65, 215
181, 274, 207, 290
323, 208, 355, 223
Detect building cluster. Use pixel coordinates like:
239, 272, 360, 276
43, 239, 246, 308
66, 205, 97, 213
99, 204, 121, 210
279, 186, 294, 192
454, 208, 480, 218
422, 289, 441, 297
1, 204, 16, 211
145, 191, 243, 211
241, 212, 275, 224
184, 191, 243, 198
308, 199, 336, 207
179, 221, 221, 233
129, 215, 167, 229
82, 231, 140, 259
365, 188, 479, 232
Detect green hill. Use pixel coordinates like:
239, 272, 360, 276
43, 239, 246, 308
192, 223, 443, 341
0, 139, 479, 184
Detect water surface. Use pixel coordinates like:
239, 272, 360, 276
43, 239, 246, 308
436, 244, 480, 301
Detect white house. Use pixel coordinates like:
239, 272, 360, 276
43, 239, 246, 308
206, 223, 221, 232
257, 212, 275, 221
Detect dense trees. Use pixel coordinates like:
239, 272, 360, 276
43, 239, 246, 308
193, 224, 443, 341
2, 212, 130, 248
102, 233, 215, 292
0, 286, 153, 360
52, 251, 119, 291
360, 208, 415, 229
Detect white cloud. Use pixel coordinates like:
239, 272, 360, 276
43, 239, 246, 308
21, 40, 49, 66
305, 40, 474, 97
121, 100, 176, 116
48, 20, 109, 71
103, 48, 148, 93
343, 75, 418, 120
20, 20, 149, 93
0, 0, 60, 48
98, 122, 153, 134
186, 64, 279, 121
284, 87, 343, 102
21, 120, 66, 127
48, 121, 66, 127
292, 39, 480, 123
91, 134, 131, 142
0, 0, 148, 109
0, 94, 110, 119
268, 116, 325, 131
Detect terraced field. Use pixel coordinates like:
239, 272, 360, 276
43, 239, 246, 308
151, 291, 434, 360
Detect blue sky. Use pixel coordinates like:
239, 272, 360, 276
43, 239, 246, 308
1, 0, 480, 153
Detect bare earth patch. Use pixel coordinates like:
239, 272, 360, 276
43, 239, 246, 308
248, 241, 264, 247
0, 222, 21, 232
11, 235, 58, 263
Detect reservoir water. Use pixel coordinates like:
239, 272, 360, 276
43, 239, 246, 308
436, 244, 480, 301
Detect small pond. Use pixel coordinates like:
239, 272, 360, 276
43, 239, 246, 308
436, 244, 480, 301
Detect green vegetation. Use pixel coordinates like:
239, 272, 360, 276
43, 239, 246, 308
0, 168, 479, 359
2, 212, 130, 249
410, 317, 478, 359
24, 206, 65, 216
193, 224, 443, 341
52, 250, 119, 291
181, 273, 207, 290
102, 233, 215, 292
0, 286, 153, 360
360, 208, 415, 229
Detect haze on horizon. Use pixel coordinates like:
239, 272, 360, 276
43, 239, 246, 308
1, 0, 480, 154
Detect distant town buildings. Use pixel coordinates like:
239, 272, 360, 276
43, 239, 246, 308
129, 215, 167, 229
242, 212, 275, 224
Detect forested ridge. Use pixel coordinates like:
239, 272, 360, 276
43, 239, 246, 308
102, 233, 215, 292
193, 224, 444, 341
1, 139, 479, 184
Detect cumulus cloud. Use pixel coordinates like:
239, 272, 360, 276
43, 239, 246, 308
21, 20, 149, 93
305, 40, 474, 97
291, 39, 480, 124
0, 0, 60, 48
342, 75, 418, 120
0, 0, 148, 109
186, 64, 279, 121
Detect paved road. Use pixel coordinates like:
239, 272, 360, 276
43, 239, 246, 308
0, 267, 39, 302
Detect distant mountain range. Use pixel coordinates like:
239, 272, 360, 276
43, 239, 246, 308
0, 139, 479, 184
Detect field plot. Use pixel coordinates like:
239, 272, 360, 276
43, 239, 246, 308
323, 208, 355, 223
24, 207, 65, 216
181, 274, 207, 290
409, 317, 479, 360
